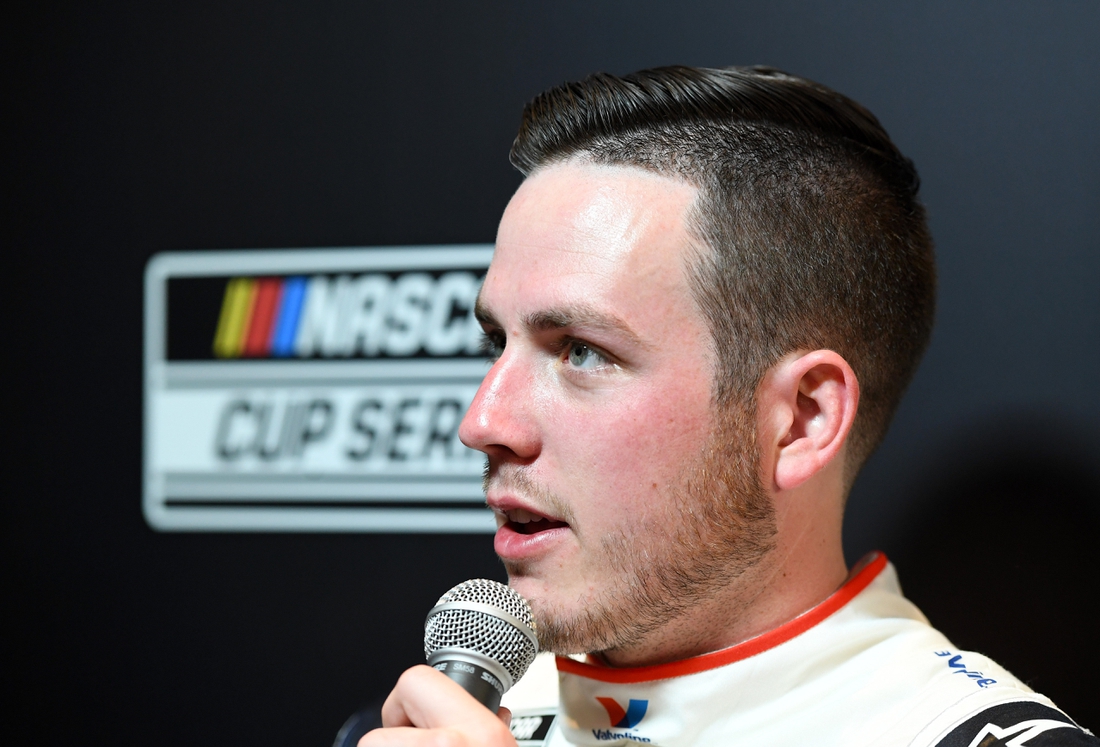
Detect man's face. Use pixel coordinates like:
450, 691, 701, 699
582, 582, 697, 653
459, 161, 773, 657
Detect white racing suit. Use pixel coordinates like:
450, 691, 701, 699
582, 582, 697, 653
502, 553, 1097, 746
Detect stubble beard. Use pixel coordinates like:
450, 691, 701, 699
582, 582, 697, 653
492, 405, 777, 658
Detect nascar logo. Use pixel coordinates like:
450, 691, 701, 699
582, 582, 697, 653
212, 271, 483, 359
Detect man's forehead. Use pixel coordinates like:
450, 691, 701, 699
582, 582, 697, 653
507, 161, 698, 230
494, 161, 699, 274
480, 161, 706, 339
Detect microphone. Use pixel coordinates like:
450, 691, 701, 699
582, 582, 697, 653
424, 579, 539, 713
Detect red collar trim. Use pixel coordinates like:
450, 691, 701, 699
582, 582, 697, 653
555, 551, 888, 683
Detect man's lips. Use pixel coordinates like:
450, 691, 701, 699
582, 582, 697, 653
502, 507, 570, 535
491, 504, 571, 559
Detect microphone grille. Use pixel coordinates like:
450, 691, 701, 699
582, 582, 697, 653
424, 579, 538, 685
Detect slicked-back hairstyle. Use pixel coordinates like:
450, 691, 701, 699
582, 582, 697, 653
510, 66, 936, 474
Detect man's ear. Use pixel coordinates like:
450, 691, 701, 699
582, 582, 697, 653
758, 350, 859, 492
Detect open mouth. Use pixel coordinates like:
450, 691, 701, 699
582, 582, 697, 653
504, 508, 569, 535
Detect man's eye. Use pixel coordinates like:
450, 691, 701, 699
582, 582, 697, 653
480, 331, 504, 359
566, 342, 607, 370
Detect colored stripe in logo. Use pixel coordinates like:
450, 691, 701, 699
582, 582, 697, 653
271, 276, 307, 357
214, 276, 308, 358
243, 278, 281, 356
213, 277, 256, 358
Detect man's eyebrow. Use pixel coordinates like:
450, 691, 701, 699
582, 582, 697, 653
474, 296, 647, 348
474, 296, 499, 328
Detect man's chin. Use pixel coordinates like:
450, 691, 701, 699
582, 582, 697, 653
500, 573, 579, 652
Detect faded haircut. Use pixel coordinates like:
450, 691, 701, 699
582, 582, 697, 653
509, 65, 936, 476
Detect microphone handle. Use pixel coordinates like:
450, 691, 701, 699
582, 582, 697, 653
430, 657, 506, 712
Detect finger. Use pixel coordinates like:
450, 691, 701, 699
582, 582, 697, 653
497, 706, 512, 728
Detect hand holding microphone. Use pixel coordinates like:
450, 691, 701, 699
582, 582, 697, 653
358, 579, 538, 746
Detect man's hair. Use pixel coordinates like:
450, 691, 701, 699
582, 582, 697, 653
510, 65, 936, 475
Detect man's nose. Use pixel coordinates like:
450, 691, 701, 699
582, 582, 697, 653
458, 350, 540, 462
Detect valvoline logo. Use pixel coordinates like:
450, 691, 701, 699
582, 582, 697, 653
596, 697, 648, 729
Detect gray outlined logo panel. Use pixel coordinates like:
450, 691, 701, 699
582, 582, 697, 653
143, 246, 494, 532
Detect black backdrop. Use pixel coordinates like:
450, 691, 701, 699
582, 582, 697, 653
7, 2, 1099, 744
